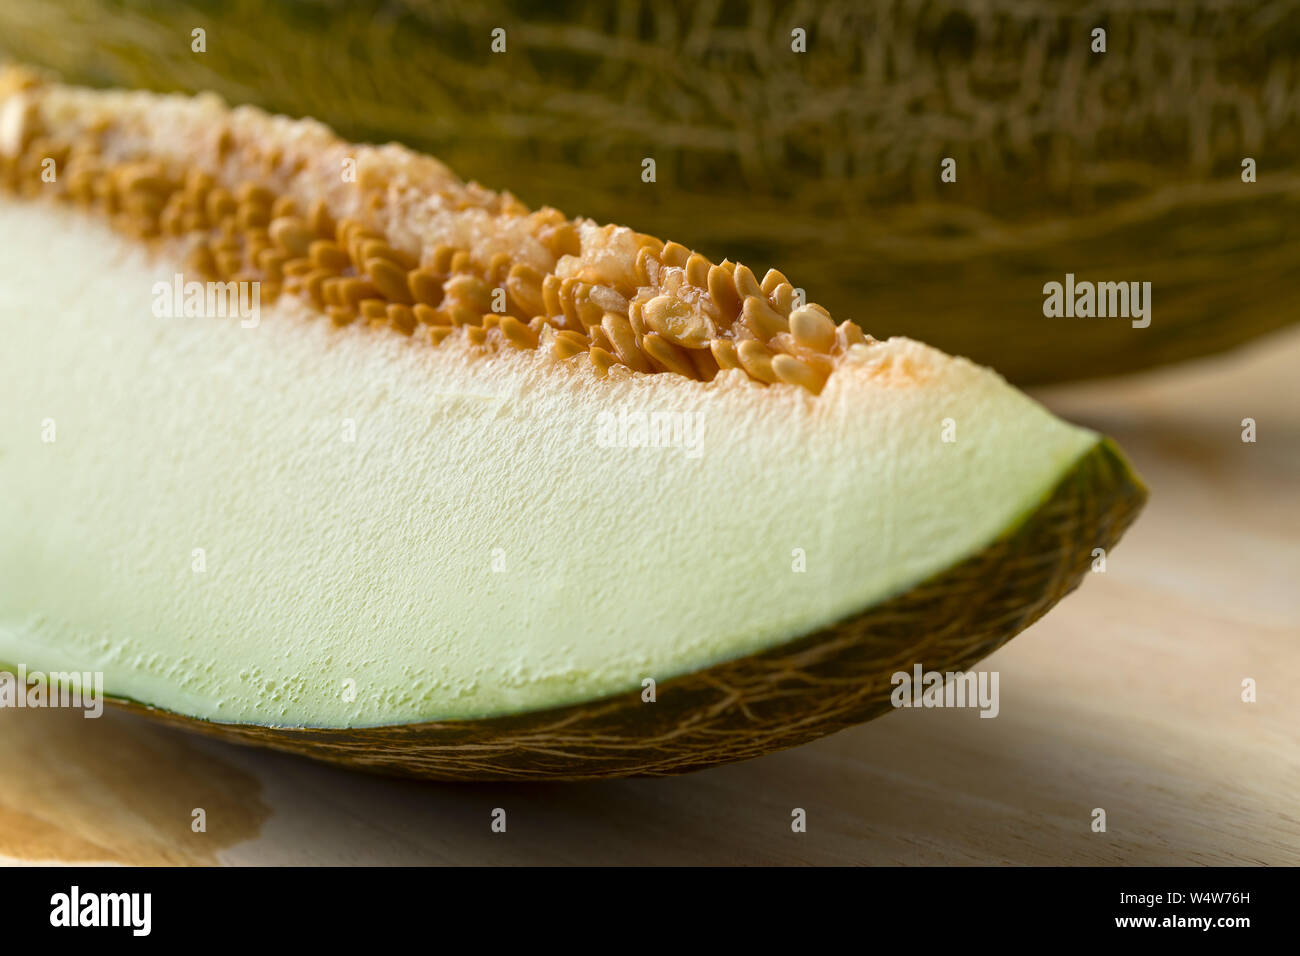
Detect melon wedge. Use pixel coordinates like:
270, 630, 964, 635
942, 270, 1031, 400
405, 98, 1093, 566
0, 70, 1146, 780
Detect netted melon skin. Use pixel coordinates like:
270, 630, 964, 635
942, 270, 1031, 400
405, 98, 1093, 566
105, 440, 1145, 781
1, 0, 1296, 382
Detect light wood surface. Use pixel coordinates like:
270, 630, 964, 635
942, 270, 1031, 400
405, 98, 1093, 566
2, 329, 1297, 866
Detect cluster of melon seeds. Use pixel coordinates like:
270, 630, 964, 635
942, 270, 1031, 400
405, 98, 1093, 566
0, 74, 870, 393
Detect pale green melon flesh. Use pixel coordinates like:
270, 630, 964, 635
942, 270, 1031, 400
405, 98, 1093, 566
0, 200, 1099, 727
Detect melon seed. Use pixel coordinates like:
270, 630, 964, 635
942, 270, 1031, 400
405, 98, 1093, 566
790, 306, 837, 352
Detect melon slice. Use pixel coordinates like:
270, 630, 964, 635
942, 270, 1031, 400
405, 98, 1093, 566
0, 70, 1145, 780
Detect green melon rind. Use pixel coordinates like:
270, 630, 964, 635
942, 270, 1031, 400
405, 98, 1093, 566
86, 437, 1145, 781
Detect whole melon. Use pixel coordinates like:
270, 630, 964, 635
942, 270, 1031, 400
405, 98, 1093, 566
1, 0, 1296, 383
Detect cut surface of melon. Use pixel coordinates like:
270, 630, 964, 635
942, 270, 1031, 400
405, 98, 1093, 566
1, 199, 1103, 727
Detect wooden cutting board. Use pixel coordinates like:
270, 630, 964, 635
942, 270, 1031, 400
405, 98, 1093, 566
3, 329, 1297, 866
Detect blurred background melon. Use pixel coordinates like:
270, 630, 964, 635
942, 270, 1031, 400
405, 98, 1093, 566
2, 0, 1297, 383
